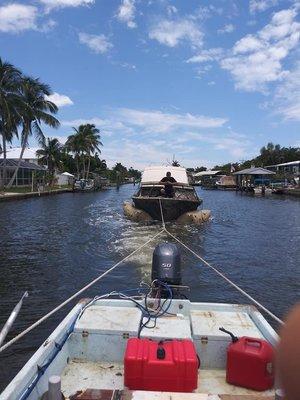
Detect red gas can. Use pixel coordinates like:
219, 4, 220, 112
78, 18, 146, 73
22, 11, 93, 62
226, 336, 274, 391
124, 338, 198, 392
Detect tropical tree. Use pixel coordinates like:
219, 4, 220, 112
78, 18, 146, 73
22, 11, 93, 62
6, 77, 60, 188
83, 124, 102, 179
36, 137, 63, 186
65, 128, 82, 178
0, 58, 22, 188
65, 124, 102, 179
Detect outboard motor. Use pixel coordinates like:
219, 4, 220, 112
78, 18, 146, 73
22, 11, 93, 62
151, 243, 182, 297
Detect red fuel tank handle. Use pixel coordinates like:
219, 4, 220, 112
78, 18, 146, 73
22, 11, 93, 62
157, 347, 166, 359
245, 338, 262, 348
219, 327, 239, 343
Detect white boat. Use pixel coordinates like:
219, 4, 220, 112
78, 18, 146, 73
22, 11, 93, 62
1, 242, 279, 400
125, 166, 208, 223
73, 179, 95, 192
254, 186, 272, 195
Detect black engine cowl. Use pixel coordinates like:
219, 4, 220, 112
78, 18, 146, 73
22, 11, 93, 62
151, 243, 181, 286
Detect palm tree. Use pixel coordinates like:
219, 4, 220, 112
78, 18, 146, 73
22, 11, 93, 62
7, 77, 60, 188
65, 124, 102, 179
83, 124, 102, 179
36, 137, 63, 186
0, 58, 22, 189
65, 128, 84, 178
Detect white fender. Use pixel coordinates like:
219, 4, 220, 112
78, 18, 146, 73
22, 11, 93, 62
123, 202, 153, 222
177, 209, 211, 224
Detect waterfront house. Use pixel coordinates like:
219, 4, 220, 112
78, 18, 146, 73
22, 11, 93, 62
233, 167, 275, 191
0, 147, 45, 187
265, 160, 300, 177
193, 170, 223, 187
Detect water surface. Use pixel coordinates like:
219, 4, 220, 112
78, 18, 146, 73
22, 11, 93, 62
0, 185, 299, 389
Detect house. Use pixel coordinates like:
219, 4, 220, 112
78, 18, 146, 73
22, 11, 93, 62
265, 160, 300, 176
0, 147, 44, 187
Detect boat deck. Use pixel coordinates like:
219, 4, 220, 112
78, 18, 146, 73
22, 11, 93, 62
61, 360, 274, 399
1, 299, 278, 400
61, 299, 277, 400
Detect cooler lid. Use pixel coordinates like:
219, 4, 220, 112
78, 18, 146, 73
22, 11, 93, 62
191, 310, 264, 341
74, 305, 142, 335
141, 316, 192, 340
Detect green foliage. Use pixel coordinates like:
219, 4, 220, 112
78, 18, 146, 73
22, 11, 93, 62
65, 123, 102, 178
216, 143, 300, 172
0, 58, 60, 188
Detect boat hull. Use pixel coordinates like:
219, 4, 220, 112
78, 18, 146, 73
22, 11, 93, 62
132, 196, 201, 222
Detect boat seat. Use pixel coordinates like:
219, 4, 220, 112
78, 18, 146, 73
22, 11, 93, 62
140, 315, 192, 340
70, 305, 142, 362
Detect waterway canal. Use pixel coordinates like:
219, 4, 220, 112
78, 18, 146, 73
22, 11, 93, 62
0, 185, 299, 389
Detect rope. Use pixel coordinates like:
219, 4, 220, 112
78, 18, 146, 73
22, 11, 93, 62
166, 230, 283, 325
158, 198, 166, 228
157, 203, 283, 326
0, 229, 164, 354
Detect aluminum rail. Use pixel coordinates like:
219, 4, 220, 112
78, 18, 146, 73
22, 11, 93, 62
0, 292, 29, 348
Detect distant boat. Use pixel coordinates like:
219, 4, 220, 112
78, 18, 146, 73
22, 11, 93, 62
73, 178, 95, 192
130, 166, 202, 222
254, 186, 272, 195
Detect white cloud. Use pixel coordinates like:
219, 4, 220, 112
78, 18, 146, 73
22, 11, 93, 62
250, 0, 279, 13
39, 0, 94, 12
111, 108, 227, 132
79, 32, 113, 54
116, 0, 136, 28
61, 109, 254, 168
274, 62, 300, 120
185, 131, 250, 159
0, 3, 37, 33
187, 48, 224, 64
221, 8, 300, 91
167, 5, 178, 16
218, 24, 235, 34
45, 92, 74, 107
149, 18, 203, 48
62, 108, 227, 134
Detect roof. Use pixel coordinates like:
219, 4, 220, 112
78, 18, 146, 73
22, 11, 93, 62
233, 167, 275, 175
0, 147, 39, 160
61, 172, 74, 177
0, 159, 45, 170
194, 170, 221, 177
141, 166, 188, 184
265, 160, 300, 167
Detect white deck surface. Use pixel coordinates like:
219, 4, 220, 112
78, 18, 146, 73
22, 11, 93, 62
61, 360, 274, 398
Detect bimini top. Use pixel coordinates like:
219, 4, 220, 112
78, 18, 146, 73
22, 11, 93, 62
141, 166, 189, 184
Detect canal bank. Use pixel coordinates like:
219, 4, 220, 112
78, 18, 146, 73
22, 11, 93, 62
0, 188, 73, 202
0, 185, 299, 389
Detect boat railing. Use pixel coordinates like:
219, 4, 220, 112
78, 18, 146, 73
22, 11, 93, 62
141, 181, 193, 189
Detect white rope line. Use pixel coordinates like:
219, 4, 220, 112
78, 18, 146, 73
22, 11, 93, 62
158, 198, 166, 229
0, 229, 164, 354
157, 196, 283, 325
166, 230, 283, 325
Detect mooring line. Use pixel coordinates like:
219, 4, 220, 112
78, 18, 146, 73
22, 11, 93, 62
157, 203, 283, 326
0, 229, 164, 354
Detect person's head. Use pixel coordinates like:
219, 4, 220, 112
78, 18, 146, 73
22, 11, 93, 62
166, 171, 171, 178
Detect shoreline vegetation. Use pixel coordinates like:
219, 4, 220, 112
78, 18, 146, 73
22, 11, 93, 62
0, 57, 140, 192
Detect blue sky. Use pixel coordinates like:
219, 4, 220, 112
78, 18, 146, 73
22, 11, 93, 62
1, 0, 299, 168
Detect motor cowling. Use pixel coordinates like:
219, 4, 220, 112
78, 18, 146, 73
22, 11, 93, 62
151, 243, 181, 286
